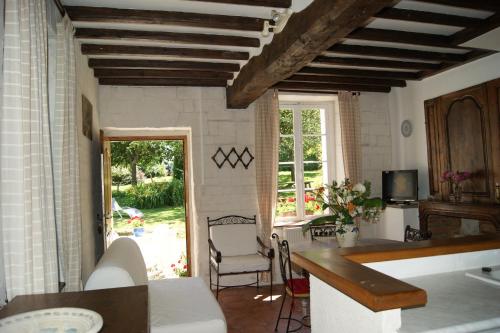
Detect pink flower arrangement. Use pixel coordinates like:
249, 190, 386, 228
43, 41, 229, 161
127, 216, 145, 228
441, 170, 472, 184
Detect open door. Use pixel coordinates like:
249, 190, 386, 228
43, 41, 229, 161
102, 139, 113, 248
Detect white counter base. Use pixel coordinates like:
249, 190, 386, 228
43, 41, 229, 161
310, 275, 401, 333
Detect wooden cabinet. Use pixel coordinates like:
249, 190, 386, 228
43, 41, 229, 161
425, 78, 500, 204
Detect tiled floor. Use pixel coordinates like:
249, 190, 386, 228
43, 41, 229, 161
216, 286, 310, 333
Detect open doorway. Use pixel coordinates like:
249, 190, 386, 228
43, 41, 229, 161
102, 135, 191, 280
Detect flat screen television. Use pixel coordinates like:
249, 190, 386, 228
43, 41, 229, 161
382, 170, 418, 204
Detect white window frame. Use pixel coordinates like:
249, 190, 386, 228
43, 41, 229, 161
277, 100, 337, 222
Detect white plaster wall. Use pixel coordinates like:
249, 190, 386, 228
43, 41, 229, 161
75, 45, 103, 284
389, 53, 500, 199
360, 93, 393, 197
98, 86, 258, 283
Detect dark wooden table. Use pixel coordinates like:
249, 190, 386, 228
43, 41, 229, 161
0, 285, 149, 333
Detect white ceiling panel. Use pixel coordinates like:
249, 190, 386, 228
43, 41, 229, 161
342, 39, 469, 54
396, 0, 494, 19
367, 18, 462, 36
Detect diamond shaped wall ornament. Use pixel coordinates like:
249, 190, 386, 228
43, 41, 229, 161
211, 147, 254, 169
240, 147, 254, 169
211, 147, 228, 169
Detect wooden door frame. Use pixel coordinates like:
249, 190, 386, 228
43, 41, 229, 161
102, 134, 192, 277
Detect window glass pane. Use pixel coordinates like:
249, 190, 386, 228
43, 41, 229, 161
301, 109, 321, 134
303, 135, 322, 163
280, 109, 294, 135
304, 164, 323, 190
278, 164, 296, 190
277, 191, 297, 217
304, 190, 323, 216
279, 137, 294, 163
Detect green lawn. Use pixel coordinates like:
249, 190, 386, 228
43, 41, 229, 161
112, 176, 173, 192
113, 206, 186, 238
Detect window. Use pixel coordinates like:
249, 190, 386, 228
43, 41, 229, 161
277, 102, 336, 221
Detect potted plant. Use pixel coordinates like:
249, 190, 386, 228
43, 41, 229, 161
303, 179, 383, 247
128, 216, 145, 237
440, 170, 471, 202
170, 253, 188, 277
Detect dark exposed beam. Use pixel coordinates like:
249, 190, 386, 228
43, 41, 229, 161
98, 78, 227, 86
226, 0, 397, 108
275, 81, 391, 93
81, 44, 249, 61
65, 6, 266, 31
298, 67, 420, 80
313, 56, 440, 70
188, 0, 291, 8
93, 68, 233, 80
419, 49, 495, 79
348, 28, 460, 49
374, 8, 483, 27
88, 59, 240, 72
328, 44, 466, 63
411, 0, 500, 12
451, 13, 500, 45
75, 28, 260, 48
286, 74, 407, 87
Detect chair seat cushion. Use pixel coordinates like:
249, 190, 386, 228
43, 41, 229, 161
211, 253, 269, 274
149, 277, 227, 333
286, 278, 310, 298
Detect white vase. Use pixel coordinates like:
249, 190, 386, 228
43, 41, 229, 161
336, 224, 359, 248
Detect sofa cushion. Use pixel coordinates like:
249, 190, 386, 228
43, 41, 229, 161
211, 253, 269, 274
149, 277, 226, 333
85, 237, 147, 291
210, 223, 257, 257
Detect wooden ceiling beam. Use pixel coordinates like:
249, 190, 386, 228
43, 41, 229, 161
93, 68, 233, 80
374, 8, 483, 27
286, 74, 407, 87
88, 59, 240, 72
347, 28, 460, 49
298, 67, 420, 80
328, 44, 466, 63
75, 28, 260, 48
188, 0, 291, 8
451, 13, 500, 45
313, 56, 440, 70
419, 49, 495, 79
65, 6, 266, 31
81, 44, 249, 61
411, 0, 500, 12
98, 78, 227, 86
274, 81, 391, 93
226, 0, 397, 108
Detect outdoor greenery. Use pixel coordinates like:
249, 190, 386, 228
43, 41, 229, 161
113, 206, 186, 238
112, 179, 184, 209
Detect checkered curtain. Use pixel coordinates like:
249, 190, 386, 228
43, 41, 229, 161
52, 15, 81, 292
338, 91, 363, 184
254, 90, 280, 247
1, 0, 59, 299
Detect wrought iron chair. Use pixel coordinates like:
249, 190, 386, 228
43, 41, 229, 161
208, 215, 274, 299
309, 223, 337, 241
272, 233, 310, 332
404, 225, 432, 242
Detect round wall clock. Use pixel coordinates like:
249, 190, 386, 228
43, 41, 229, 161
401, 120, 413, 137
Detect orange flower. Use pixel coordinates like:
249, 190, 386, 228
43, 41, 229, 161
347, 202, 356, 214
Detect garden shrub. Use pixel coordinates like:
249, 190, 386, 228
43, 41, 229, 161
112, 180, 184, 209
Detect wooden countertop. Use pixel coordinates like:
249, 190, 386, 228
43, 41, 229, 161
291, 234, 500, 312
0, 285, 149, 332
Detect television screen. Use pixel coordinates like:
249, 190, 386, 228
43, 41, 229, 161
382, 170, 418, 203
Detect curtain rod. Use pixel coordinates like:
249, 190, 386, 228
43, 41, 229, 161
52, 0, 66, 17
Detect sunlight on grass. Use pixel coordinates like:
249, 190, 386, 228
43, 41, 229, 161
113, 206, 186, 238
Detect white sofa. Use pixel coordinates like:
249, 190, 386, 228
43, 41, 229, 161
85, 237, 227, 333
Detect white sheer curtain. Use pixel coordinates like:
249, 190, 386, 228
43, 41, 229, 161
1, 0, 59, 299
52, 16, 81, 292
254, 90, 280, 247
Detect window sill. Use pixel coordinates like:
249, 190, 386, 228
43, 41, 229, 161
273, 220, 310, 228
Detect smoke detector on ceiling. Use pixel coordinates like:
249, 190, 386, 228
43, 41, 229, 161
262, 9, 293, 37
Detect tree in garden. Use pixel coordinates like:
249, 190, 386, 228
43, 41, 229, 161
164, 141, 184, 180
111, 166, 131, 191
111, 141, 170, 185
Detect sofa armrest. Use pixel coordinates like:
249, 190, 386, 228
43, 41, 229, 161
208, 239, 222, 263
